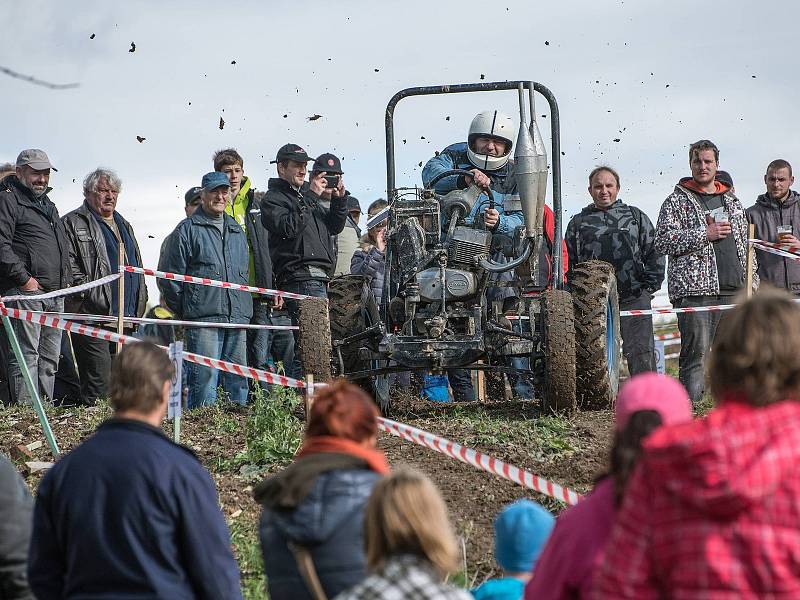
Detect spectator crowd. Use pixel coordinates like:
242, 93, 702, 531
1, 121, 800, 598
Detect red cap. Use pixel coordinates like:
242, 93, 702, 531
615, 373, 692, 432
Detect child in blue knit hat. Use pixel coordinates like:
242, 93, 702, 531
471, 499, 555, 600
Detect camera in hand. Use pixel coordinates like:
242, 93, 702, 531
324, 175, 339, 189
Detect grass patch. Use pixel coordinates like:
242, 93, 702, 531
229, 514, 267, 599
244, 385, 303, 465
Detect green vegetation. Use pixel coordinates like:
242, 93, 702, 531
229, 514, 267, 599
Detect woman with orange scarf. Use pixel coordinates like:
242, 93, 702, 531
255, 380, 389, 600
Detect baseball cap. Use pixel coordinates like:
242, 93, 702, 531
615, 372, 692, 432
184, 186, 202, 205
494, 499, 555, 573
312, 152, 343, 174
16, 149, 57, 172
346, 196, 361, 213
715, 170, 734, 188
270, 143, 313, 164
201, 171, 231, 191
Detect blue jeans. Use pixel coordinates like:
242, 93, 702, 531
249, 298, 297, 384
508, 318, 534, 399
283, 280, 328, 378
185, 327, 247, 408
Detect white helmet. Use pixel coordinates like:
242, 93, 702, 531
466, 110, 515, 171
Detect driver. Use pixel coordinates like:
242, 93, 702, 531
422, 110, 521, 234
421, 110, 567, 403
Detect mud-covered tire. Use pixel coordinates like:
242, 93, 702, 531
328, 276, 389, 410
298, 297, 332, 382
571, 260, 621, 409
539, 289, 577, 414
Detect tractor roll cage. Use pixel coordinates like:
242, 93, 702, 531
384, 80, 564, 288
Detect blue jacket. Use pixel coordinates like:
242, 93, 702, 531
422, 143, 524, 236
350, 238, 385, 305
158, 207, 253, 323
28, 418, 242, 600
258, 465, 381, 600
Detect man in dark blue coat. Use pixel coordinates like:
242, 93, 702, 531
27, 341, 242, 600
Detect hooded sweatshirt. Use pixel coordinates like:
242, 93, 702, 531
747, 190, 800, 293
593, 398, 800, 598
654, 177, 756, 301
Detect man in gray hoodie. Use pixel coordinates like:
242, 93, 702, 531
747, 159, 800, 294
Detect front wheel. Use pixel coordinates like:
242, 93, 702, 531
571, 260, 621, 409
539, 289, 577, 414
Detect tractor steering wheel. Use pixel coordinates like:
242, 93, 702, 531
425, 169, 495, 205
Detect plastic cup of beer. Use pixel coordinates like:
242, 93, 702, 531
716, 211, 730, 224
778, 225, 793, 240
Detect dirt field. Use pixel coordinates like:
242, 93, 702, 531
1, 388, 614, 598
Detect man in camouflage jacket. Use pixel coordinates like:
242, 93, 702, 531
655, 140, 758, 402
566, 166, 665, 375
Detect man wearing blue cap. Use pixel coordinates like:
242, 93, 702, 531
159, 172, 252, 408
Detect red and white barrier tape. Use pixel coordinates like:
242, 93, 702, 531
377, 416, 582, 505
654, 332, 680, 341
124, 266, 314, 300
0, 273, 120, 303
750, 240, 800, 262
0, 306, 306, 389
28, 312, 298, 330
750, 238, 800, 257
621, 303, 736, 317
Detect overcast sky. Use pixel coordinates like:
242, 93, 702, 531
3, 0, 798, 301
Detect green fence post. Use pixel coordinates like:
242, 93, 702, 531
2, 315, 60, 458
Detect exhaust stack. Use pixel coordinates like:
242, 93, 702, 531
514, 83, 549, 238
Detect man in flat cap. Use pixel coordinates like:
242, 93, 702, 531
0, 150, 71, 404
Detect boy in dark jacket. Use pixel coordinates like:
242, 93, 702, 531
28, 342, 242, 600
214, 148, 296, 381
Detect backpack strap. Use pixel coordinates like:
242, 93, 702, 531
288, 542, 329, 600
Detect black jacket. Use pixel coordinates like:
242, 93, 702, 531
0, 456, 34, 600
28, 418, 243, 600
242, 188, 275, 289
261, 178, 347, 286
61, 202, 147, 316
566, 199, 665, 301
747, 191, 800, 294
0, 175, 71, 293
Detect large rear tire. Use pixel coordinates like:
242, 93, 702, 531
298, 297, 332, 382
571, 260, 621, 409
539, 289, 577, 414
328, 276, 389, 411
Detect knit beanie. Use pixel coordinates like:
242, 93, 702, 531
494, 499, 555, 573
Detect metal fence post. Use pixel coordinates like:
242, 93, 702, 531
2, 313, 60, 457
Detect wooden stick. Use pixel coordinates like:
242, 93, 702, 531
117, 242, 125, 352
746, 223, 755, 298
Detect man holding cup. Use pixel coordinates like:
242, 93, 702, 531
654, 140, 756, 403
747, 159, 800, 293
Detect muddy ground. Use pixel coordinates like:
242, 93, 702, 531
1, 389, 614, 595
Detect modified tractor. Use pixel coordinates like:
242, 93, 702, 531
297, 81, 621, 413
